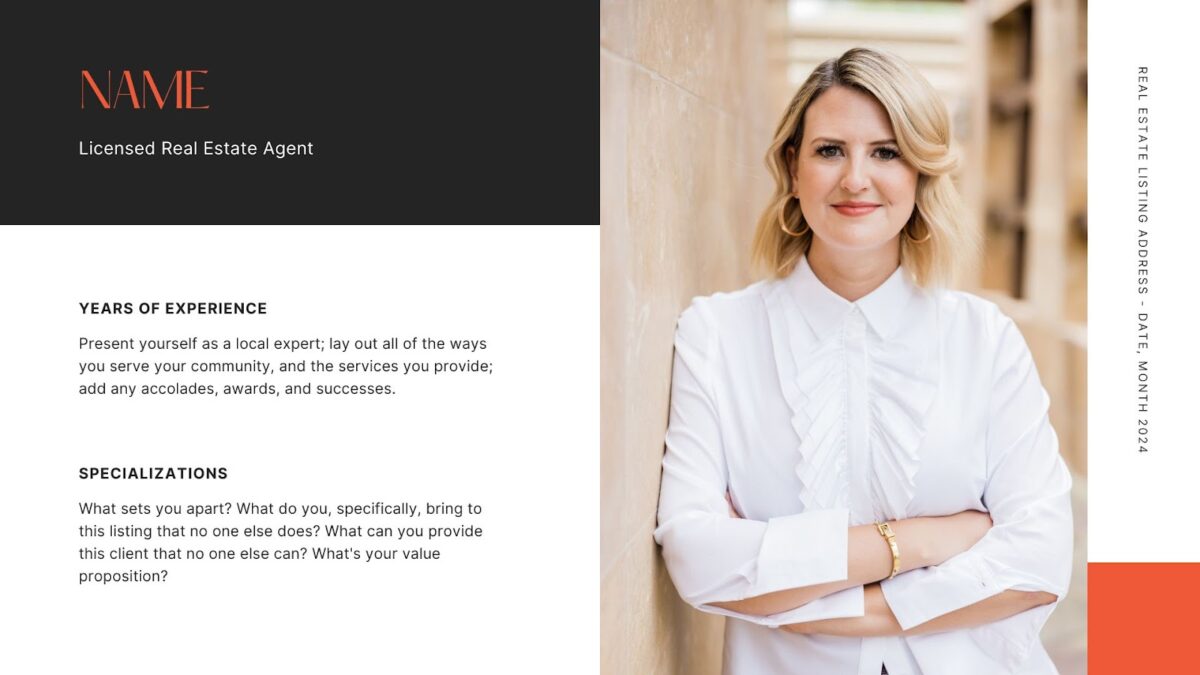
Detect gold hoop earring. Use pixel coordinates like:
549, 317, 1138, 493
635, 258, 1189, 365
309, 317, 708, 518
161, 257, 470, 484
904, 223, 932, 244
780, 216, 809, 238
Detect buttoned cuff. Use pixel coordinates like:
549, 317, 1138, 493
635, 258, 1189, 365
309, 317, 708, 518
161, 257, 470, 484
880, 552, 1061, 671
879, 554, 1001, 630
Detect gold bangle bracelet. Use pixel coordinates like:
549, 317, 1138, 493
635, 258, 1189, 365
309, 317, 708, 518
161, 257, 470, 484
875, 521, 900, 579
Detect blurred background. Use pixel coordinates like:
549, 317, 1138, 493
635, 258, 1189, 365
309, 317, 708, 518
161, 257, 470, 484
600, 0, 1087, 673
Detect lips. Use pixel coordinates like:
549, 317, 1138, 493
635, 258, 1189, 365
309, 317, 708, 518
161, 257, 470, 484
832, 202, 881, 217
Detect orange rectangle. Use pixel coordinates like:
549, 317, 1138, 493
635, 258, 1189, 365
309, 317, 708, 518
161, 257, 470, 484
1089, 562, 1200, 671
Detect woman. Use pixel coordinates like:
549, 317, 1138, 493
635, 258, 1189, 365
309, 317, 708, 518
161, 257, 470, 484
654, 48, 1072, 675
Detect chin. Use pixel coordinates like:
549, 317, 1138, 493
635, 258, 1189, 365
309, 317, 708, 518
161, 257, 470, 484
813, 226, 899, 252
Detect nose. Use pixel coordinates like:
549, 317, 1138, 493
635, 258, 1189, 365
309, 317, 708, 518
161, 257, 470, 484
840, 157, 869, 193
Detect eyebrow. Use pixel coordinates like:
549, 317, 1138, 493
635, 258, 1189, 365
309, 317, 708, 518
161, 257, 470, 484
809, 137, 898, 146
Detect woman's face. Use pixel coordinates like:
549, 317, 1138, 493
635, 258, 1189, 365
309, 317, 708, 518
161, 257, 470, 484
790, 85, 918, 257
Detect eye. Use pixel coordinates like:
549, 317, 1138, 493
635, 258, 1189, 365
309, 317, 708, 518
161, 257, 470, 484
816, 144, 842, 158
873, 146, 902, 161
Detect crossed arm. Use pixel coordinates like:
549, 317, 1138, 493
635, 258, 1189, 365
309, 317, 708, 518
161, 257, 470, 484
713, 499, 1056, 637
782, 582, 1057, 637
657, 305, 1072, 644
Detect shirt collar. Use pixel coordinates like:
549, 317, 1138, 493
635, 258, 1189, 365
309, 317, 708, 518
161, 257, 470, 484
785, 255, 920, 340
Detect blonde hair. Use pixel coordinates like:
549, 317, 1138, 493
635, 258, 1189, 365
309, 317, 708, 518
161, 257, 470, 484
751, 47, 975, 287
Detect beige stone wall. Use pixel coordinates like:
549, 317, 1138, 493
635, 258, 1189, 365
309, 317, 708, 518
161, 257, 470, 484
600, 1, 776, 672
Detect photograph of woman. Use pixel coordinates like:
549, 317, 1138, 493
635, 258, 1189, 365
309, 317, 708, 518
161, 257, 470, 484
653, 48, 1074, 674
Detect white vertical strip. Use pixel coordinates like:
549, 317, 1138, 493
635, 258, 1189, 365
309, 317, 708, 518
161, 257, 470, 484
1090, 1, 1200, 561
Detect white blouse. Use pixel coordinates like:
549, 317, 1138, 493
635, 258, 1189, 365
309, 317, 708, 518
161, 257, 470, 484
654, 257, 1073, 675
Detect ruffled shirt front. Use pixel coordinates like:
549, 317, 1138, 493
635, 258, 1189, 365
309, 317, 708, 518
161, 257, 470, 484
654, 257, 1073, 675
